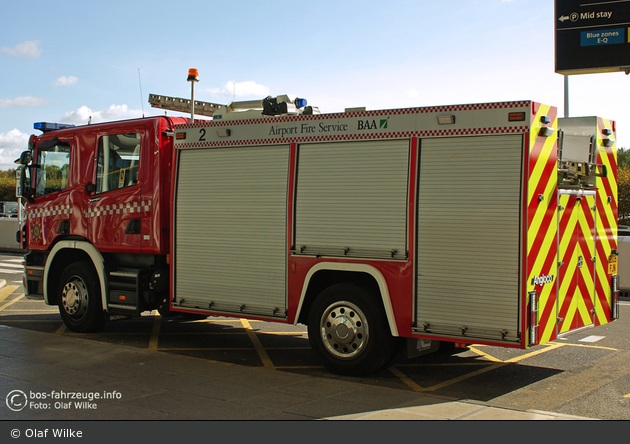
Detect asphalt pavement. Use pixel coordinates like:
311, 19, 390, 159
0, 323, 594, 421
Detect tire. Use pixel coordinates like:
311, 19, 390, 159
58, 261, 106, 333
307, 283, 396, 376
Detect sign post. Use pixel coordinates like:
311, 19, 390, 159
555, 0, 630, 75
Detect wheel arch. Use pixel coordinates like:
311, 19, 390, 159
44, 240, 107, 311
295, 262, 399, 337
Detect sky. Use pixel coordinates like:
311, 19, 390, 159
1, 0, 629, 171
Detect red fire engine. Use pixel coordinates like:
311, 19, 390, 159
16, 77, 620, 375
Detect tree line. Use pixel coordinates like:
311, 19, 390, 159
617, 147, 630, 226
0, 169, 18, 202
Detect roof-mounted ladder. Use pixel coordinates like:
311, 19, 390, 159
148, 94, 222, 117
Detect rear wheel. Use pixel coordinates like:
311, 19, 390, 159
58, 261, 106, 333
307, 283, 396, 376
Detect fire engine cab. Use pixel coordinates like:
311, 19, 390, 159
16, 79, 620, 375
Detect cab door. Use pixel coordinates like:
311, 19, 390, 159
87, 129, 146, 253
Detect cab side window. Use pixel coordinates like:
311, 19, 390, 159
96, 133, 141, 194
36, 140, 71, 197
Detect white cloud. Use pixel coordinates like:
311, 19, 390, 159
0, 129, 29, 149
206, 81, 271, 99
0, 129, 30, 171
0, 40, 42, 60
61, 104, 144, 125
54, 76, 78, 87
0, 96, 50, 108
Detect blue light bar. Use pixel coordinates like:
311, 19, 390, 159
34, 122, 75, 132
296, 98, 307, 108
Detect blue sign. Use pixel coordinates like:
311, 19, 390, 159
580, 28, 625, 46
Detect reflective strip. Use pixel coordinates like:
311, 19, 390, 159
83, 200, 151, 218
27, 204, 73, 219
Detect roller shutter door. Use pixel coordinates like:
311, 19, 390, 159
294, 140, 410, 260
174, 145, 290, 317
416, 135, 523, 342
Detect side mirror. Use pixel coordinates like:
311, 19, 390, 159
17, 166, 33, 203
22, 164, 40, 204
16, 150, 32, 165
85, 183, 96, 194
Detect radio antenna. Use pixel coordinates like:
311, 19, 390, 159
138, 69, 145, 117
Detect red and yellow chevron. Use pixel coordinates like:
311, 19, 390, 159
526, 103, 559, 346
594, 118, 618, 326
557, 193, 596, 334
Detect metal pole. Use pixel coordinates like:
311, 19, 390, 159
190, 81, 195, 121
187, 69, 199, 121
564, 75, 569, 118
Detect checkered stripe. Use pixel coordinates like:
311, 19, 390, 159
178, 126, 529, 148
27, 204, 73, 220
83, 200, 152, 218
178, 100, 532, 129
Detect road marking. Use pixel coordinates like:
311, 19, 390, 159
388, 366, 425, 391
579, 335, 605, 343
148, 312, 161, 351
240, 318, 275, 370
468, 346, 504, 362
558, 342, 618, 351
55, 324, 66, 334
624, 393, 630, 398
504, 342, 564, 363
0, 287, 21, 310
389, 362, 505, 392
469, 342, 564, 363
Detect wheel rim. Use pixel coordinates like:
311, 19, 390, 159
319, 301, 368, 359
61, 276, 89, 320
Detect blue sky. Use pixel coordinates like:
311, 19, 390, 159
1, 0, 628, 170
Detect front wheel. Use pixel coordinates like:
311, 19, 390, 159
58, 261, 106, 333
307, 283, 396, 376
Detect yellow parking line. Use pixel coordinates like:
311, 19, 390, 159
504, 342, 564, 363
55, 324, 66, 334
469, 342, 565, 364
390, 362, 505, 392
0, 292, 23, 311
395, 362, 497, 368
388, 366, 426, 391
0, 285, 20, 307
558, 342, 618, 351
468, 346, 504, 362
240, 318, 275, 370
